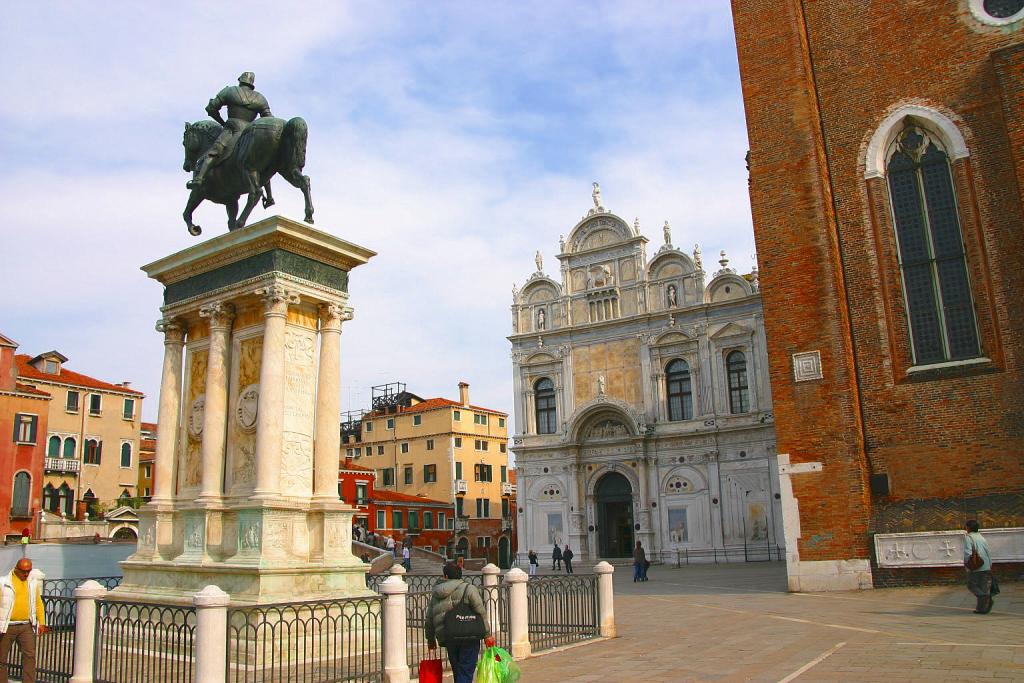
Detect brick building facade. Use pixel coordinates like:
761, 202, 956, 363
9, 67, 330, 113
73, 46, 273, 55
731, 0, 1024, 589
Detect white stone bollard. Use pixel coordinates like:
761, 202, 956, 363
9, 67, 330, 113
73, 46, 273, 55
389, 563, 407, 577
193, 585, 230, 683
594, 561, 616, 638
380, 575, 410, 683
481, 563, 501, 635
70, 580, 107, 683
503, 568, 531, 660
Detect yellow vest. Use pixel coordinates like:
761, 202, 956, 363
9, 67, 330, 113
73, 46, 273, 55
9, 572, 43, 625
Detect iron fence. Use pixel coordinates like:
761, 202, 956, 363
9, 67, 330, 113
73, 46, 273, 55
93, 599, 196, 683
671, 545, 786, 565
365, 573, 483, 594
226, 595, 384, 683
3, 595, 75, 683
526, 574, 599, 652
43, 576, 122, 597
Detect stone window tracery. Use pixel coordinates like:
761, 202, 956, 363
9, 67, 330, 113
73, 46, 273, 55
535, 378, 557, 434
666, 359, 693, 421
727, 351, 749, 414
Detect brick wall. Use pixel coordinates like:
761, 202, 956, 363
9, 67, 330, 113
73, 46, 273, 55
731, 0, 1024, 576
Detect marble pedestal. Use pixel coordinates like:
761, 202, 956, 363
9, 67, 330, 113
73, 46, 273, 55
117, 215, 376, 605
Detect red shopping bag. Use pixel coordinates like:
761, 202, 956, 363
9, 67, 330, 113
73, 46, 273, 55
419, 657, 443, 683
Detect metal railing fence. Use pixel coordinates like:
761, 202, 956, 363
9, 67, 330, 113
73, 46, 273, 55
671, 545, 786, 565
365, 573, 483, 594
93, 599, 196, 683
3, 595, 75, 683
43, 576, 122, 597
526, 574, 599, 652
225, 595, 384, 683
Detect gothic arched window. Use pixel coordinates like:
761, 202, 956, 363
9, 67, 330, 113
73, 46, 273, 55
727, 351, 749, 414
887, 125, 980, 364
535, 378, 557, 434
63, 436, 76, 459
120, 442, 132, 468
12, 472, 30, 516
666, 359, 693, 421
48, 435, 61, 457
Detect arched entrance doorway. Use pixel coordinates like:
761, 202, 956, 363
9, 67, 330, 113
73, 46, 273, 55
596, 472, 634, 558
456, 536, 469, 558
498, 536, 511, 569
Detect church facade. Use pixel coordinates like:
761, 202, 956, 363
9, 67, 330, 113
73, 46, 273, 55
509, 192, 781, 565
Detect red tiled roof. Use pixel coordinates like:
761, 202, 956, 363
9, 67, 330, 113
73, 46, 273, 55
13, 383, 50, 398
15, 354, 145, 396
340, 458, 375, 473
365, 397, 506, 418
371, 489, 452, 506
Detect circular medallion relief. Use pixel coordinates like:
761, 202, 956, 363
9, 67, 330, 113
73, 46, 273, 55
969, 0, 1024, 25
236, 384, 260, 432
187, 395, 205, 438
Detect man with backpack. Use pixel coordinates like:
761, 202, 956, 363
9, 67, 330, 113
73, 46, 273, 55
551, 543, 562, 571
426, 563, 495, 683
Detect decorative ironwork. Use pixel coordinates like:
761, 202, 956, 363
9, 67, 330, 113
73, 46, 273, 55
94, 600, 196, 683
526, 575, 599, 652
4, 595, 75, 683
364, 574, 482, 594
225, 595, 384, 683
43, 576, 122, 597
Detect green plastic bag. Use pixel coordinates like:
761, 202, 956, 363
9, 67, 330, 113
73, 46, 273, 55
474, 646, 521, 683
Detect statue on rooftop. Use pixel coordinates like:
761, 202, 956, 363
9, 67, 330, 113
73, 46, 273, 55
181, 72, 314, 235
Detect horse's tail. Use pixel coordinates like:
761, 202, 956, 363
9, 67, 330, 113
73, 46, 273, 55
282, 117, 308, 171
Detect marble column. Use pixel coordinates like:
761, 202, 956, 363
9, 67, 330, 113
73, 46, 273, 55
252, 284, 298, 500
153, 318, 185, 502
313, 303, 351, 502
198, 302, 234, 502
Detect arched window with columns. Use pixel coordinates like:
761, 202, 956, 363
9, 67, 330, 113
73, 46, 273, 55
535, 378, 557, 434
885, 123, 980, 364
666, 359, 693, 421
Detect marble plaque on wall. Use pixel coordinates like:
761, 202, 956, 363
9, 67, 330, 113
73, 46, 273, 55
874, 528, 1024, 568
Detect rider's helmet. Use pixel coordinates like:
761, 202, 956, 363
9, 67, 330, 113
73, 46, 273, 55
238, 72, 256, 88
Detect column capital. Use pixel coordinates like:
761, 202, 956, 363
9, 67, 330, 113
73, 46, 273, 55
155, 318, 186, 344
198, 302, 235, 330
318, 302, 353, 330
255, 284, 300, 316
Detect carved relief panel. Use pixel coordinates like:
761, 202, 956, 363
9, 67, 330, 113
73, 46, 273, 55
281, 325, 317, 497
180, 347, 208, 492
227, 332, 262, 492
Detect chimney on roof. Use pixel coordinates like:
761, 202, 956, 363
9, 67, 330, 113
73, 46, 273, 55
458, 382, 470, 407
119, 381, 132, 388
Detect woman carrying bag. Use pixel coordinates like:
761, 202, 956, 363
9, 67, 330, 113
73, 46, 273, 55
425, 562, 495, 683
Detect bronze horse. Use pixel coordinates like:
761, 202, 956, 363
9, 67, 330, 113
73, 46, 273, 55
181, 118, 313, 235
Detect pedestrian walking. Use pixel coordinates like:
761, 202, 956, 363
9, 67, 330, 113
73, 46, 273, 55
0, 558, 46, 683
551, 544, 562, 571
964, 520, 997, 614
563, 545, 574, 574
402, 544, 412, 572
426, 562, 495, 683
386, 535, 396, 557
633, 541, 648, 582
528, 550, 538, 576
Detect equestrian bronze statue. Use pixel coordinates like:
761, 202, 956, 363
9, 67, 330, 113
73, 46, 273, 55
182, 72, 314, 235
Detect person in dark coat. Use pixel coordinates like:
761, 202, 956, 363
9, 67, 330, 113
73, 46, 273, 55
551, 544, 562, 571
426, 563, 495, 683
528, 550, 538, 576
563, 545, 574, 574
633, 541, 648, 582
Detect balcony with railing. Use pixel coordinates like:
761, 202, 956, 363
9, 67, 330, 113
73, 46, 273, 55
501, 482, 516, 496
45, 458, 80, 474
453, 479, 468, 495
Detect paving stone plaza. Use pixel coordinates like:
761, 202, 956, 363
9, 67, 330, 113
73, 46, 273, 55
518, 563, 1023, 682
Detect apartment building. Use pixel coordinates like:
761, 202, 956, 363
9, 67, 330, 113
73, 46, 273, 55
345, 382, 515, 564
15, 351, 144, 518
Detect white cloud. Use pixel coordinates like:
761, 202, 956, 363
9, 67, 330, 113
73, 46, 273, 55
0, 3, 753, 432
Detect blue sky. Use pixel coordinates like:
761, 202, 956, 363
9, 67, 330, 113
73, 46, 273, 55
0, 1, 753, 424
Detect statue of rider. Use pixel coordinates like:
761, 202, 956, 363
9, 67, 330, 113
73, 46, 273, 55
187, 72, 273, 190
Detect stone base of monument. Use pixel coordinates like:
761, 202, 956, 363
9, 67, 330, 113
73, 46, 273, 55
114, 216, 376, 606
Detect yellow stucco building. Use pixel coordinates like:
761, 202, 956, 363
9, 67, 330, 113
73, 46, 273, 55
16, 351, 144, 518
346, 382, 514, 562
